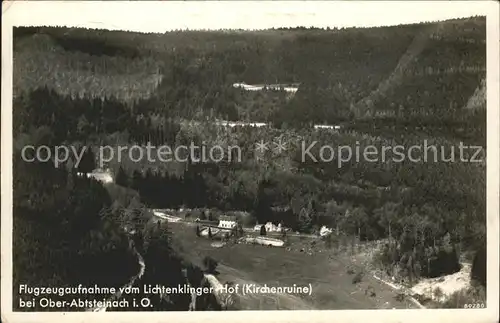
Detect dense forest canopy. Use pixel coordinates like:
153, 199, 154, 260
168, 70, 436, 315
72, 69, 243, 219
12, 16, 487, 310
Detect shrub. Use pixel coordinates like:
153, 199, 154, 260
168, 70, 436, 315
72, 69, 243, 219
185, 263, 204, 288
323, 234, 333, 249
352, 270, 364, 284
365, 285, 376, 297
394, 293, 406, 302
433, 287, 444, 300
203, 256, 218, 274
191, 209, 202, 219
471, 245, 486, 287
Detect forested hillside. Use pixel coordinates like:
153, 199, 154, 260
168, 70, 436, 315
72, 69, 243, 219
14, 17, 485, 128
12, 16, 487, 310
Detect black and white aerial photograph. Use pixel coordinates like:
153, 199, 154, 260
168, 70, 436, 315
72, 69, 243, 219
1, 1, 499, 321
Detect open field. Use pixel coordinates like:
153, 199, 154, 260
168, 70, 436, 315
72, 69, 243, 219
168, 222, 416, 310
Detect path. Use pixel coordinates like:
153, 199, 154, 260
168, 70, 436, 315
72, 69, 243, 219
88, 240, 145, 312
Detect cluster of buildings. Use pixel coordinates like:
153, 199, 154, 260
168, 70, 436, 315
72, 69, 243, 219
217, 217, 291, 234
153, 206, 334, 239
253, 222, 288, 233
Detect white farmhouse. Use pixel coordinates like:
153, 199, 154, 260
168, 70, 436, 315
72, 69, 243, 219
265, 222, 279, 232
218, 216, 237, 229
319, 225, 333, 237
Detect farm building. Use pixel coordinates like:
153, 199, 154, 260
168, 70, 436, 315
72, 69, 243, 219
319, 226, 333, 237
266, 222, 287, 232
218, 215, 237, 229
265, 222, 279, 232
254, 222, 288, 232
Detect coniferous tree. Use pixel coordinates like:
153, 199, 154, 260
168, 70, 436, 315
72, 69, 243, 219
115, 166, 128, 187
77, 147, 96, 174
131, 170, 142, 190
471, 244, 486, 287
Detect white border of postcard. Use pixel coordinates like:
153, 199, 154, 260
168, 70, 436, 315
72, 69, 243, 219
2, 1, 499, 323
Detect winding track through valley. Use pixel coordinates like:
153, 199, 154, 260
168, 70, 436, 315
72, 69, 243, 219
88, 240, 145, 312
